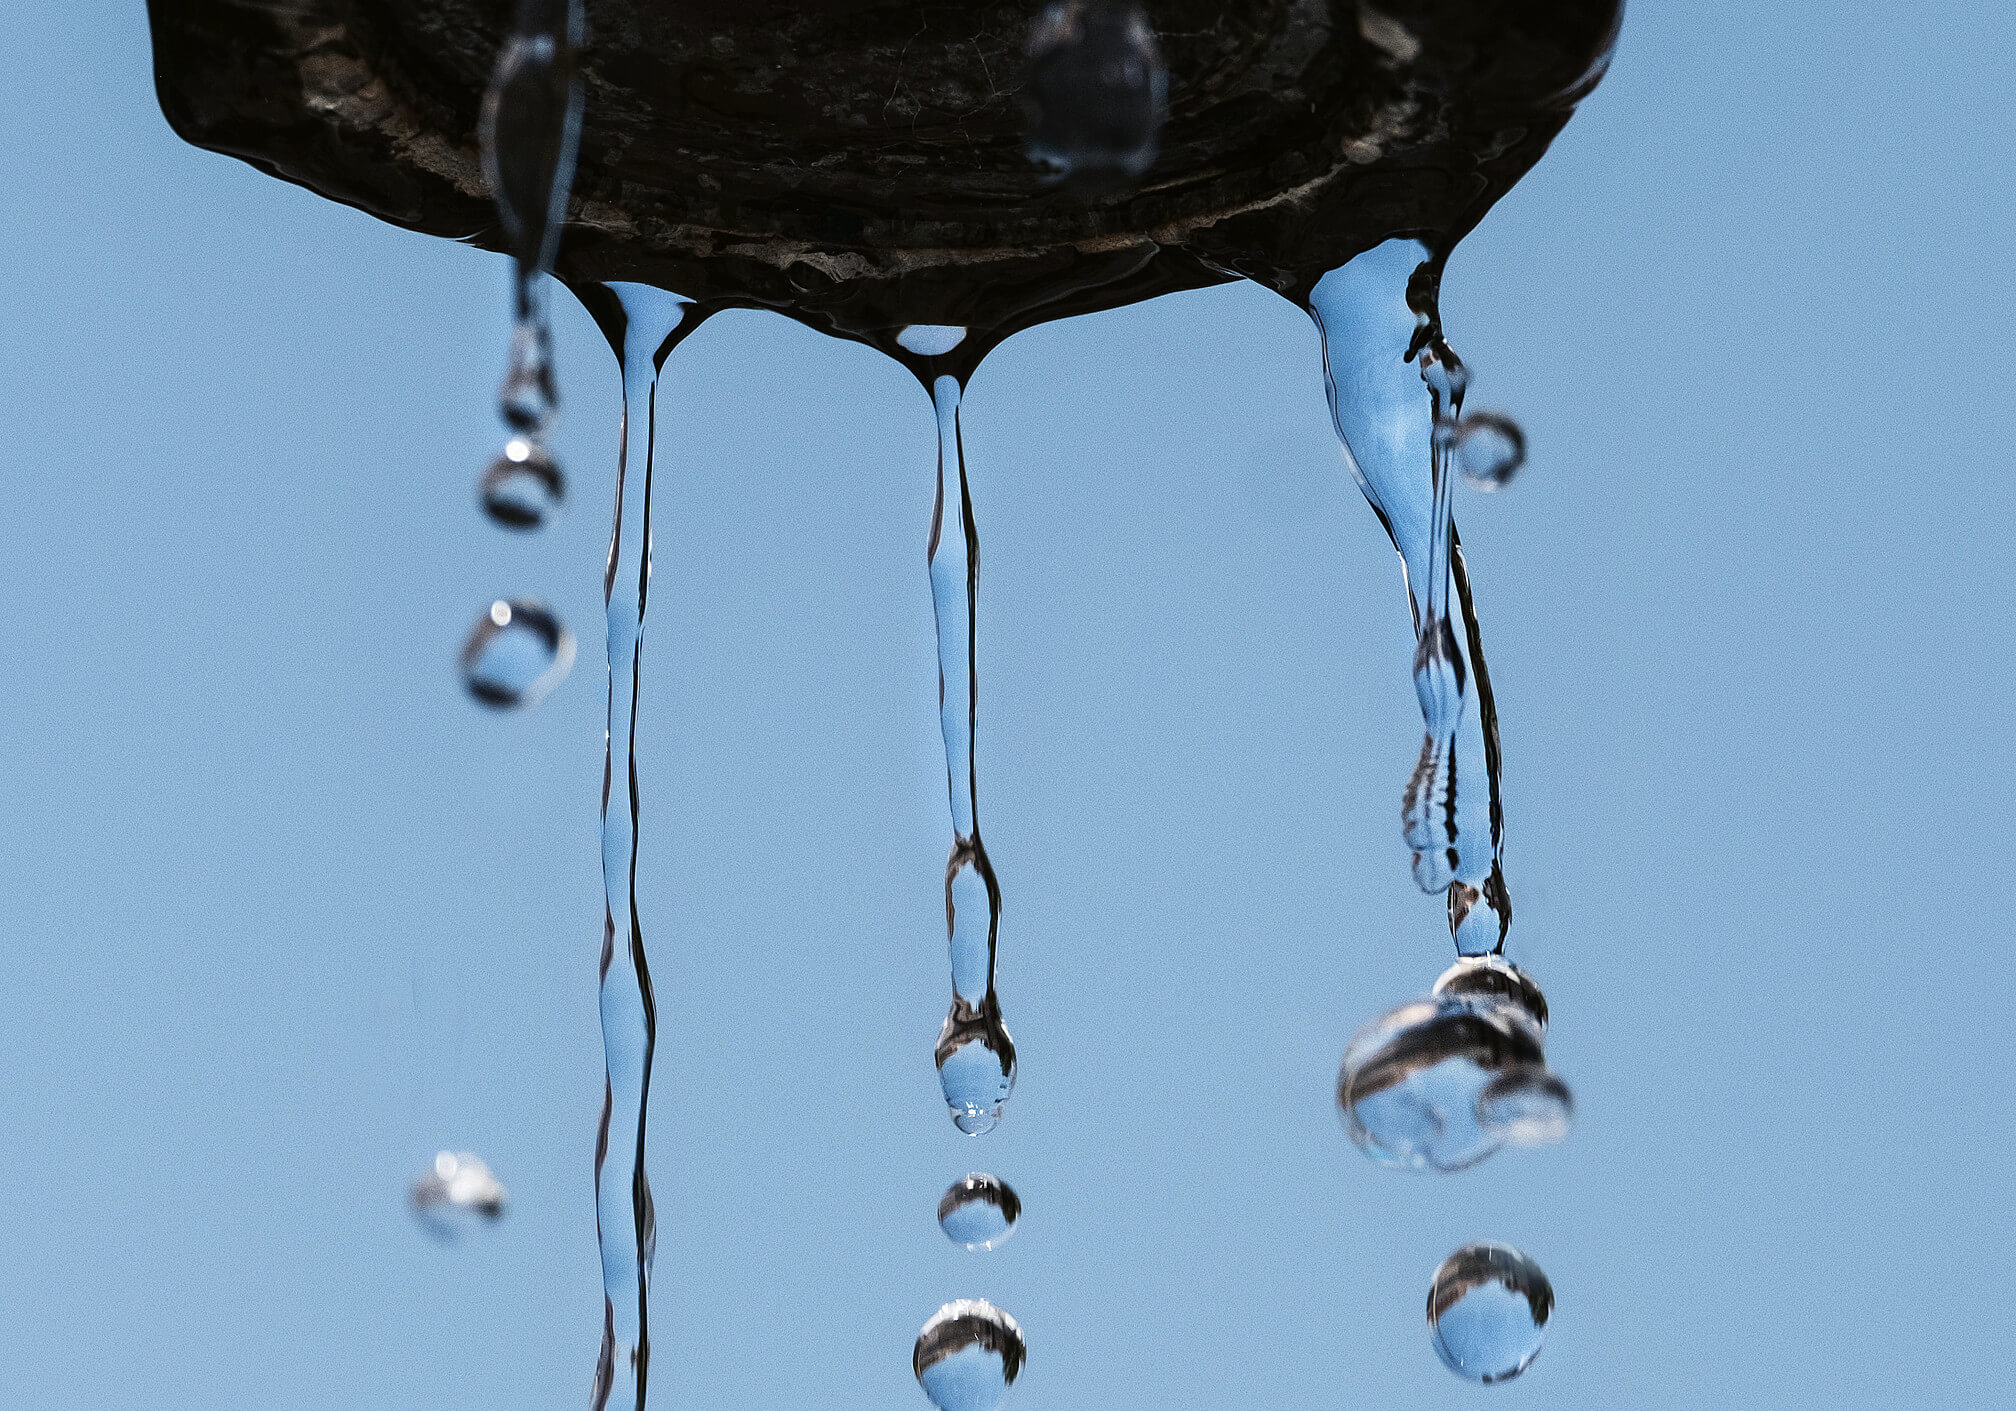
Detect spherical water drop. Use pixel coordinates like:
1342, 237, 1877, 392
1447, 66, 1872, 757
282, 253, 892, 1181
1454, 411, 1526, 489
1337, 989, 1565, 1171
460, 598, 575, 709
914, 1299, 1025, 1411
1476, 1066, 1575, 1146
938, 1174, 1021, 1251
409, 1150, 507, 1238
1428, 1243, 1552, 1384
1023, 1, 1167, 184
481, 438, 564, 529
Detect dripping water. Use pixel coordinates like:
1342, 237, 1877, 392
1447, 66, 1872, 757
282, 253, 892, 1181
913, 1299, 1027, 1411
409, 1150, 508, 1240
1427, 1242, 1553, 1384
938, 1173, 1021, 1251
479, 0, 586, 518
905, 338, 1018, 1138
460, 597, 575, 708
1306, 238, 1511, 954
582, 281, 714, 1411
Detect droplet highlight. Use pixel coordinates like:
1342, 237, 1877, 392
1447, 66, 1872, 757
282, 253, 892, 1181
460, 597, 575, 709
409, 1150, 507, 1236
914, 1299, 1026, 1411
938, 1174, 1021, 1251
481, 437, 565, 529
1453, 411, 1526, 490
1023, 1, 1168, 184
1428, 1243, 1553, 1384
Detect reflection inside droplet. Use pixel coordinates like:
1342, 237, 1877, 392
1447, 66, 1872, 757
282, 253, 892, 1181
409, 1150, 508, 1238
1337, 964, 1569, 1171
938, 1174, 1021, 1251
460, 598, 575, 708
914, 1299, 1026, 1411
936, 1002, 1017, 1135
481, 438, 564, 529
898, 325, 968, 358
1022, 0, 1168, 183
1453, 411, 1526, 489
1428, 1242, 1553, 1384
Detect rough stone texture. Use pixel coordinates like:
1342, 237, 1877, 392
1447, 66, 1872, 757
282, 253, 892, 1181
147, 0, 1619, 363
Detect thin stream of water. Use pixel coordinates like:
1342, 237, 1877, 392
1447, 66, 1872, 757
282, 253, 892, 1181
584, 282, 711, 1411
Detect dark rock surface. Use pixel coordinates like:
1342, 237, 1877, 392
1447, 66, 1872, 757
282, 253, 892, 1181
147, 0, 1619, 362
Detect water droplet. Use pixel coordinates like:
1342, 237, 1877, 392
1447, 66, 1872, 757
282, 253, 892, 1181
898, 325, 968, 358
1428, 1243, 1553, 1384
1023, 1, 1168, 184
410, 1150, 508, 1237
1476, 1066, 1574, 1146
914, 1299, 1026, 1411
1454, 411, 1526, 489
481, 438, 564, 529
500, 314, 561, 437
1337, 988, 1566, 1171
938, 1174, 1021, 1251
937, 1002, 1017, 1135
460, 598, 575, 708
1432, 955, 1548, 1028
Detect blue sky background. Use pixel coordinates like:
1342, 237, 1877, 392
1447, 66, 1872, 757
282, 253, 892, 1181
3, 3, 2012, 1407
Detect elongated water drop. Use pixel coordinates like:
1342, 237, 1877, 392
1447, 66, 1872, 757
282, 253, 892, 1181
1023, 1, 1167, 184
460, 598, 574, 708
1307, 239, 1510, 951
938, 1173, 1021, 1251
481, 437, 565, 529
409, 1150, 507, 1238
914, 1300, 1026, 1411
578, 281, 712, 1411
1454, 411, 1526, 489
1428, 1243, 1553, 1384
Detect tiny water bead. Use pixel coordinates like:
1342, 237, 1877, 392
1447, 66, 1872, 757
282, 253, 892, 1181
1428, 1243, 1553, 1384
914, 1300, 1026, 1411
1336, 961, 1569, 1171
481, 438, 564, 529
938, 1174, 1021, 1251
460, 598, 575, 709
1023, 0, 1168, 183
1453, 411, 1527, 490
409, 1151, 507, 1237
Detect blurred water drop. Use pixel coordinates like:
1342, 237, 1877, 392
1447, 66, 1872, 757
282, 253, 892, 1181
460, 598, 575, 708
1023, 1, 1167, 184
914, 1299, 1026, 1411
499, 316, 561, 437
481, 437, 565, 529
1476, 1066, 1574, 1146
1337, 988, 1567, 1171
1428, 1243, 1552, 1384
1453, 411, 1526, 489
409, 1151, 507, 1237
938, 1174, 1021, 1251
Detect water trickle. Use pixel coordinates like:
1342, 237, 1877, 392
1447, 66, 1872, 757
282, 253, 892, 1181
479, 0, 586, 512
482, 437, 566, 529
582, 281, 712, 1411
1307, 238, 1510, 952
460, 597, 575, 708
938, 1174, 1021, 1251
409, 1150, 507, 1237
1453, 412, 1526, 490
914, 1299, 1026, 1411
1022, 1, 1168, 184
923, 373, 1017, 1136
1336, 961, 1569, 1171
1427, 1243, 1553, 1384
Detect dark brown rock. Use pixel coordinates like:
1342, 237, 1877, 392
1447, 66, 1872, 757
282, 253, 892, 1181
146, 0, 1619, 366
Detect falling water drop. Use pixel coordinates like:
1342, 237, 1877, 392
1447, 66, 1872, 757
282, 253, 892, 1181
1453, 412, 1527, 489
409, 1150, 508, 1237
1431, 954, 1548, 1027
1427, 1243, 1553, 1384
460, 597, 575, 708
922, 373, 1017, 1135
938, 1174, 1021, 1251
1475, 1066, 1574, 1146
914, 1300, 1026, 1411
1022, 1, 1168, 184
1307, 238, 1511, 951
1336, 986, 1567, 1172
481, 437, 565, 529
